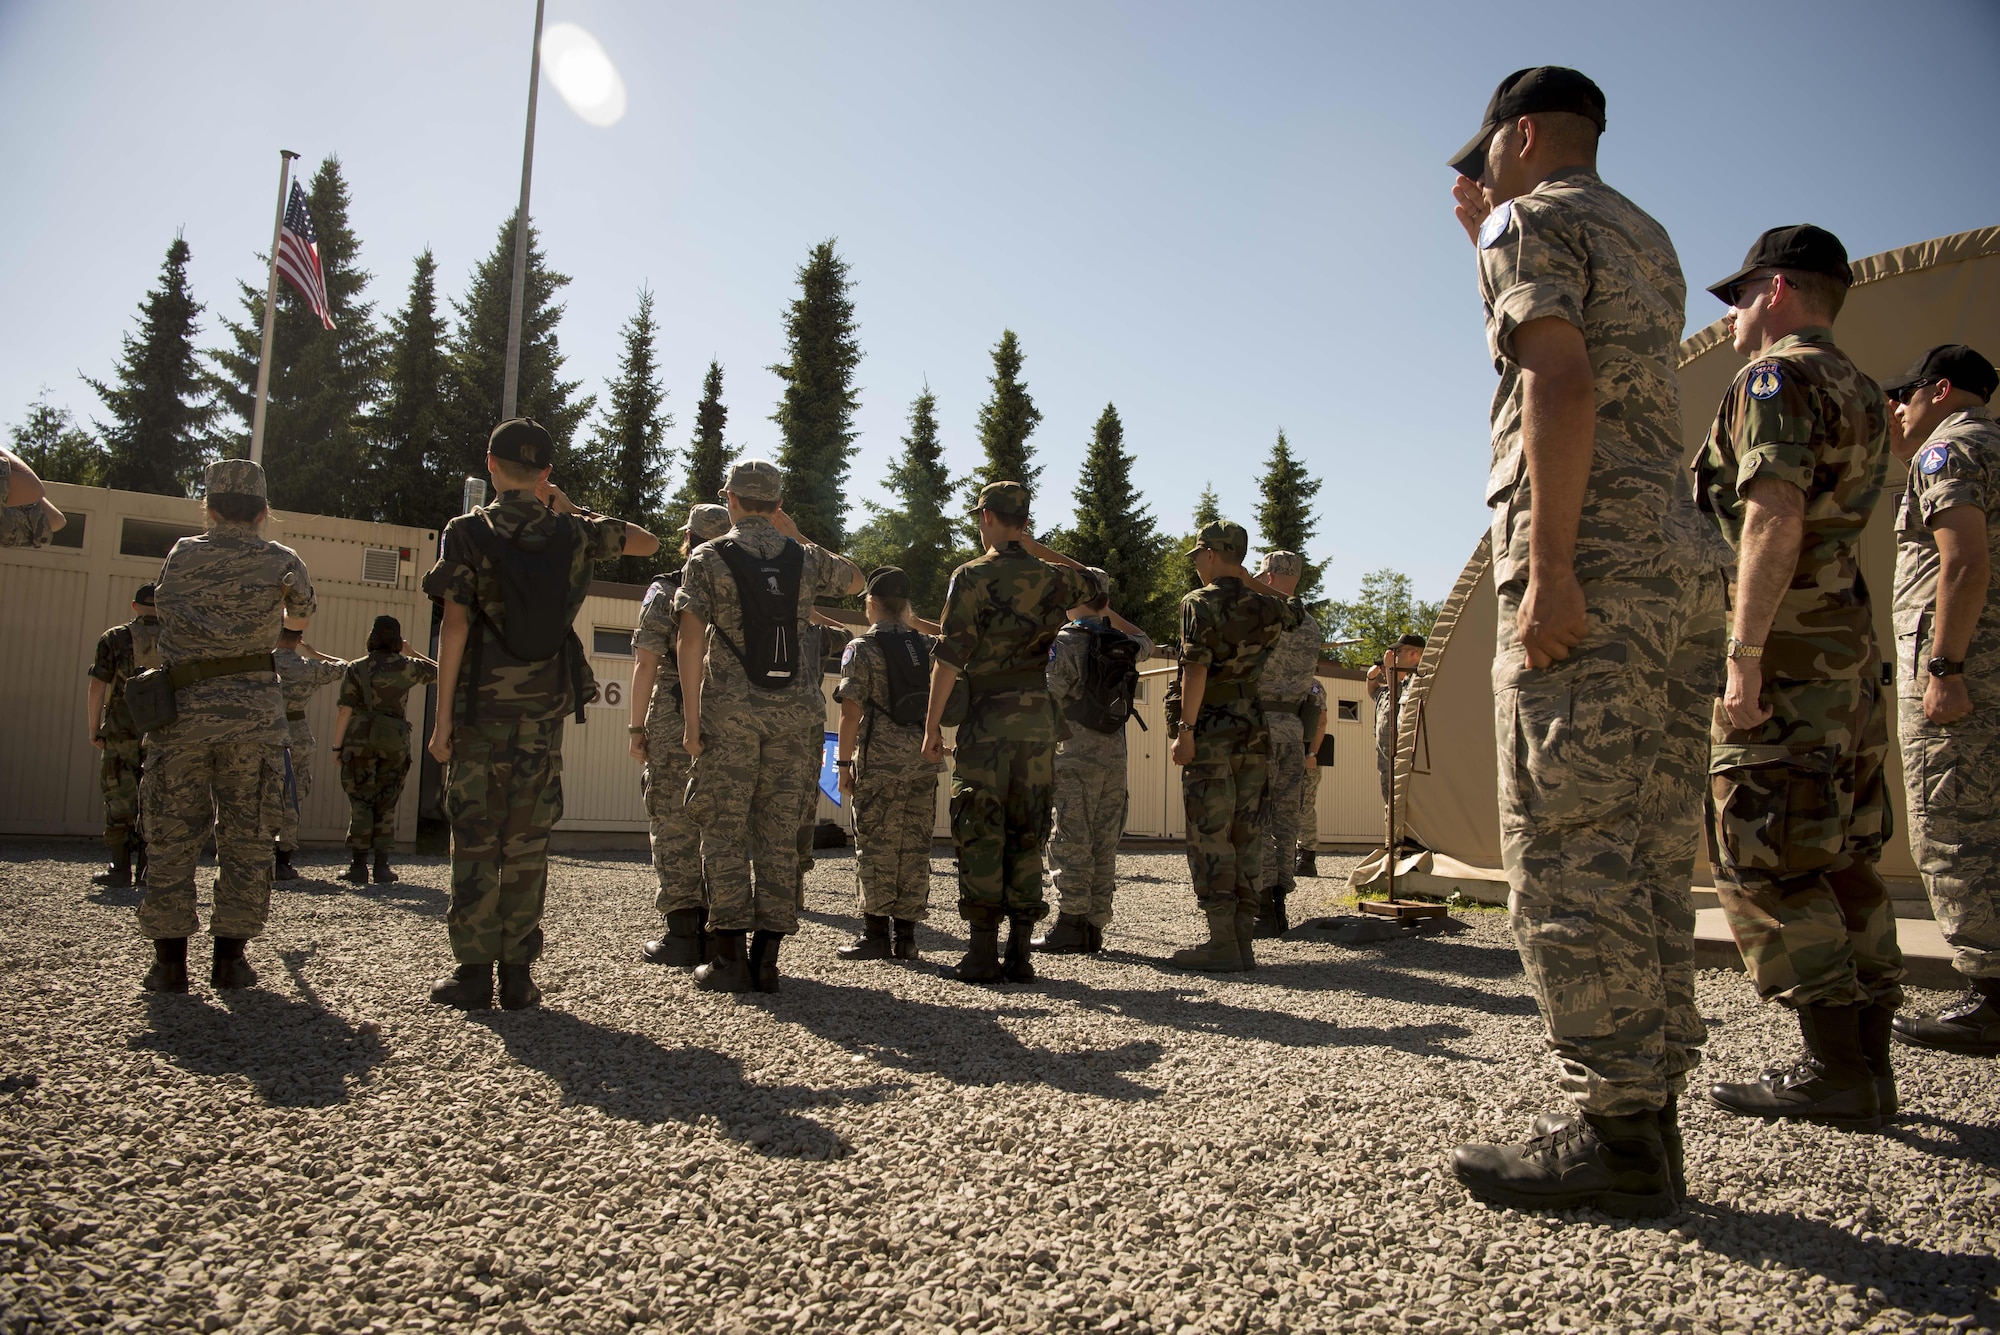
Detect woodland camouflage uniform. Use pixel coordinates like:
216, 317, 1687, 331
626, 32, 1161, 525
1254, 561, 1318, 921
89, 609, 163, 859
337, 651, 436, 852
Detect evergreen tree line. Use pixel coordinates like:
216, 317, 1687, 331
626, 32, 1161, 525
8, 155, 1437, 647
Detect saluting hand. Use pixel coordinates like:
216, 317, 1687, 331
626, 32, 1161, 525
1452, 175, 1492, 245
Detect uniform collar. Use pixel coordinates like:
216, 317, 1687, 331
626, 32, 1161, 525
1532, 166, 1602, 195
1765, 327, 1835, 355
732, 513, 776, 534
1929, 406, 1995, 441
135, 614, 160, 624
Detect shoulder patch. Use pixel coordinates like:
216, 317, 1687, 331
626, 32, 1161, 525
1747, 361, 1784, 401
1477, 199, 1514, 251
840, 640, 861, 667
1918, 442, 1950, 476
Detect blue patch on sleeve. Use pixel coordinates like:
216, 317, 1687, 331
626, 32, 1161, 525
1919, 442, 1950, 476
1477, 199, 1513, 250
1747, 362, 1783, 400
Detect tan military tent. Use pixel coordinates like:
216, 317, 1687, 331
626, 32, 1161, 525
1362, 225, 2000, 901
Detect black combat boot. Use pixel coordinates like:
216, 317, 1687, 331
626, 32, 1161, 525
837, 914, 894, 961
1170, 903, 1245, 973
1084, 922, 1105, 954
497, 959, 541, 1010
1030, 912, 1091, 954
1453, 1109, 1675, 1218
643, 908, 706, 967
133, 841, 148, 885
1251, 886, 1289, 939
1295, 848, 1317, 878
946, 921, 1004, 984
1531, 1095, 1685, 1201
211, 937, 258, 991
1859, 1001, 1898, 1115
1235, 901, 1259, 970
1893, 977, 2000, 1057
1708, 1003, 1882, 1130
372, 850, 398, 885
340, 853, 369, 884
891, 918, 920, 961
694, 930, 754, 993
273, 844, 297, 882
141, 937, 189, 993
1003, 915, 1038, 983
430, 961, 494, 1010
95, 843, 134, 888
751, 931, 784, 994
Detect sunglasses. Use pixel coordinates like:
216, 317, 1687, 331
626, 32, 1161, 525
1887, 379, 1938, 406
1723, 274, 1780, 310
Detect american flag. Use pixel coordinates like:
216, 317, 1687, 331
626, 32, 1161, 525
276, 182, 335, 330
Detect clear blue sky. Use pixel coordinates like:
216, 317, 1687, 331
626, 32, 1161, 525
2, 0, 1994, 602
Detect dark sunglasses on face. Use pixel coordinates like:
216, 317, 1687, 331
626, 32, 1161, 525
1888, 380, 1937, 406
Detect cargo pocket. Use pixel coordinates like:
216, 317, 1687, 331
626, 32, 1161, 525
255, 749, 286, 842
1497, 674, 1644, 833
1892, 606, 1929, 697
1708, 744, 1839, 876
1516, 911, 1614, 1040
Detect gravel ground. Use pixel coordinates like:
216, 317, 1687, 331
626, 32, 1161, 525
2, 839, 1996, 1335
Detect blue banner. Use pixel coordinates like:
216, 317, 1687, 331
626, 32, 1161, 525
817, 730, 842, 807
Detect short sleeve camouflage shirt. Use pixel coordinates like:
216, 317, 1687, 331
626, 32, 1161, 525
1892, 405, 2000, 698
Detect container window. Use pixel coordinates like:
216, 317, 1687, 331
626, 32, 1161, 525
48, 513, 85, 549
1337, 699, 1360, 722
593, 627, 633, 657
119, 517, 202, 559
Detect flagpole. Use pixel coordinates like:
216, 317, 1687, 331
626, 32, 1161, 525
248, 149, 299, 466
501, 0, 546, 421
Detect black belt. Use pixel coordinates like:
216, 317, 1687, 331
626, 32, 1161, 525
1261, 693, 1304, 711
967, 668, 1048, 696
168, 653, 276, 690
285, 709, 307, 722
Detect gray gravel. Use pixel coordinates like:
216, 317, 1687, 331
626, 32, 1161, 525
2, 839, 1995, 1335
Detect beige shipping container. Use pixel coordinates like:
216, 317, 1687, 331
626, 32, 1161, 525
0, 482, 436, 846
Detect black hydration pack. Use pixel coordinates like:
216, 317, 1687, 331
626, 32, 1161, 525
710, 537, 805, 691
1065, 623, 1144, 734
453, 515, 593, 723
873, 629, 935, 727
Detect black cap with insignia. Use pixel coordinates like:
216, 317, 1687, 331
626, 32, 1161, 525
1449, 66, 1607, 179
1705, 225, 1853, 303
1883, 344, 1997, 403
487, 417, 556, 469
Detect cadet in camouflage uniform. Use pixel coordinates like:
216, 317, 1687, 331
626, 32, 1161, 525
1693, 226, 1905, 1131
1444, 69, 1728, 1216
677, 460, 862, 993
832, 566, 945, 962
1368, 634, 1426, 809
272, 626, 347, 881
0, 446, 63, 548
1296, 681, 1325, 877
635, 503, 731, 967
138, 459, 316, 993
1035, 566, 1155, 955
425, 419, 655, 1011
1165, 521, 1298, 972
1882, 345, 2000, 1056
86, 583, 162, 887
922, 482, 1097, 984
1250, 551, 1318, 938
333, 616, 436, 885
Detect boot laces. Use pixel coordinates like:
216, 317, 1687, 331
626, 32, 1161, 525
1760, 1055, 1827, 1088
1939, 989, 1990, 1021
1524, 1118, 1590, 1163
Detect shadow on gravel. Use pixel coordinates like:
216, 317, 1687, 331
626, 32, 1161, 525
277, 875, 450, 918
85, 885, 146, 908
1684, 1203, 2000, 1329
780, 977, 1165, 1099
1127, 951, 1542, 1018
1029, 977, 1481, 1058
1882, 1111, 2000, 1172
475, 1008, 892, 1160
130, 980, 386, 1109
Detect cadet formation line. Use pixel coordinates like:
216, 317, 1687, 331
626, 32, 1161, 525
4, 64, 1996, 1223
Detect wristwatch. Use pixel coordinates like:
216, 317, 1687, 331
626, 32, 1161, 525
835, 759, 854, 768
1928, 657, 1965, 678
1725, 638, 1764, 660
627, 724, 646, 733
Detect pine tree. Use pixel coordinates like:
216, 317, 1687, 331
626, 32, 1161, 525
662, 359, 732, 571
443, 210, 594, 503
1160, 483, 1223, 619
10, 392, 107, 487
88, 234, 219, 497
769, 240, 861, 550
849, 386, 958, 615
1254, 429, 1327, 600
211, 155, 383, 516
369, 249, 458, 528
1321, 569, 1442, 669
580, 287, 672, 584
966, 330, 1042, 519
1064, 403, 1174, 641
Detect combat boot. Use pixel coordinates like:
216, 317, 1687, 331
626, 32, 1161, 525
694, 930, 754, 993
751, 930, 784, 994
1031, 912, 1091, 954
1250, 887, 1289, 939
1708, 1003, 1882, 1130
1295, 848, 1317, 878
339, 853, 369, 884
133, 841, 148, 886
1859, 1001, 1899, 1115
1453, 1109, 1675, 1218
372, 850, 398, 885
892, 918, 920, 961
1084, 921, 1105, 954
498, 959, 541, 1010
1893, 977, 2000, 1057
1003, 914, 1038, 983
273, 844, 297, 882
430, 961, 494, 1010
141, 937, 189, 993
837, 914, 894, 961
946, 923, 1004, 984
1532, 1095, 1685, 1201
95, 844, 134, 888
1235, 902, 1259, 970
1169, 903, 1245, 973
211, 937, 258, 991
643, 909, 706, 967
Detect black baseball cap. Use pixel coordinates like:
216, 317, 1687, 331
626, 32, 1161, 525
487, 417, 555, 469
866, 566, 912, 600
1883, 344, 1997, 403
1705, 225, 1853, 303
1449, 66, 1606, 179
134, 582, 156, 606
1397, 633, 1427, 650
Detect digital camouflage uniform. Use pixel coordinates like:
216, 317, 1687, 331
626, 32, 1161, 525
936, 543, 1097, 923
1478, 167, 1730, 1115
273, 646, 347, 854
676, 515, 856, 935
1695, 329, 1904, 1009
1167, 578, 1297, 913
336, 651, 436, 852
1256, 606, 1318, 900
1893, 405, 2000, 979
139, 527, 316, 941
835, 626, 943, 921
1374, 669, 1414, 809
89, 614, 163, 855
1046, 617, 1154, 927
424, 492, 624, 965
633, 572, 705, 917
